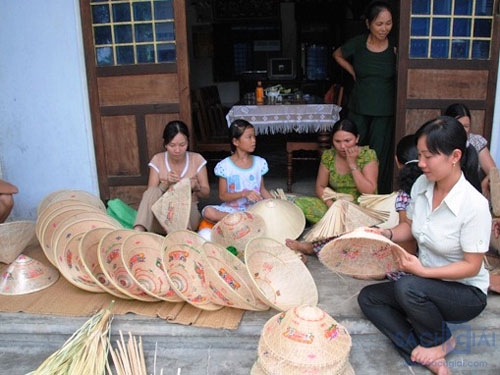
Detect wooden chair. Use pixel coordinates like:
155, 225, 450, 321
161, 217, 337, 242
286, 83, 344, 192
191, 87, 231, 167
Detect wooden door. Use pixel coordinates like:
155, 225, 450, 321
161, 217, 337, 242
79, 0, 191, 205
396, 1, 499, 144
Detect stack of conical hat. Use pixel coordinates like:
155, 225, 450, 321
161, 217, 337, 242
251, 304, 354, 375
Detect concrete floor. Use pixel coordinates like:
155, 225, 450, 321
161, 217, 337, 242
1, 145, 499, 374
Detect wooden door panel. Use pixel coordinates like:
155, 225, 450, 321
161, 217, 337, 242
407, 70, 489, 100
97, 74, 179, 106
101, 115, 140, 176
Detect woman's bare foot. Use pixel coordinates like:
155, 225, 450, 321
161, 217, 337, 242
426, 358, 451, 375
285, 239, 314, 255
411, 336, 455, 367
489, 273, 500, 294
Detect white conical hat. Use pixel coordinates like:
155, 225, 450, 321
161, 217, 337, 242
244, 237, 318, 312
0, 254, 59, 295
318, 227, 400, 280
248, 199, 305, 243
211, 211, 265, 256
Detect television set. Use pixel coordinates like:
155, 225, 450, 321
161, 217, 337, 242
267, 58, 296, 80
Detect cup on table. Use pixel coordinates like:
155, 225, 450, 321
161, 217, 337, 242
244, 92, 256, 105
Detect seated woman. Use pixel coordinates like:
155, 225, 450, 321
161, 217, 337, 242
445, 103, 496, 198
0, 179, 18, 223
133, 120, 210, 233
359, 116, 490, 375
287, 133, 421, 256
316, 118, 378, 206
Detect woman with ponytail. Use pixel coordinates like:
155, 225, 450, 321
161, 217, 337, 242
358, 116, 491, 375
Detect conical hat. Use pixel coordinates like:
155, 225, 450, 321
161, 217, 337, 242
358, 192, 398, 229
37, 189, 106, 215
256, 305, 353, 375
202, 241, 269, 311
211, 211, 265, 256
318, 227, 400, 280
244, 237, 318, 312
248, 199, 305, 243
97, 229, 159, 302
0, 221, 36, 264
0, 254, 59, 295
53, 218, 120, 293
161, 232, 222, 311
121, 231, 183, 302
36, 199, 101, 242
79, 227, 131, 299
303, 200, 386, 242
151, 178, 192, 233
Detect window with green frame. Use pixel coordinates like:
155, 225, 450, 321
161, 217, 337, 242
91, 0, 176, 66
410, 0, 494, 59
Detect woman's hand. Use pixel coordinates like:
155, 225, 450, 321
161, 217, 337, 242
344, 145, 360, 169
392, 248, 423, 275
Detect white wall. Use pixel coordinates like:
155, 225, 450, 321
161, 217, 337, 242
0, 0, 98, 220
490, 62, 500, 165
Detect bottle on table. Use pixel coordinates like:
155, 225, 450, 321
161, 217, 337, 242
255, 81, 264, 105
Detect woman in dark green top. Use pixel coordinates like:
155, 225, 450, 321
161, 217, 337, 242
333, 1, 396, 194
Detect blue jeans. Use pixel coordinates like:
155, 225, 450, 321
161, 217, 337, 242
358, 276, 487, 364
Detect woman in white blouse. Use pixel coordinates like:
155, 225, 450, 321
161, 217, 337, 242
358, 116, 491, 375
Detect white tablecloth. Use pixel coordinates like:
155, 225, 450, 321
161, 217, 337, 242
226, 104, 342, 135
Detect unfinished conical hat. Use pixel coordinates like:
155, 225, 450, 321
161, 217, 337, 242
0, 254, 59, 295
358, 192, 398, 229
303, 200, 387, 242
248, 199, 305, 243
490, 167, 500, 217
245, 237, 318, 311
121, 231, 183, 302
322, 187, 354, 202
37, 189, 106, 215
256, 305, 353, 375
151, 178, 192, 233
202, 241, 269, 310
0, 221, 36, 264
318, 227, 400, 280
211, 211, 265, 256
161, 234, 222, 311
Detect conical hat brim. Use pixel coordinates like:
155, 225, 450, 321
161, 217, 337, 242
152, 178, 192, 233
318, 227, 400, 279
